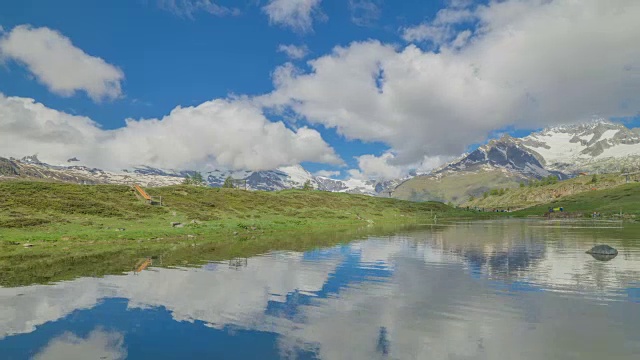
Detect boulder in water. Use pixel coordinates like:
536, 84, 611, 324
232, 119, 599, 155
586, 244, 618, 256
589, 253, 617, 262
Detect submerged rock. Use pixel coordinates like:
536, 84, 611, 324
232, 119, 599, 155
589, 253, 618, 262
586, 244, 618, 256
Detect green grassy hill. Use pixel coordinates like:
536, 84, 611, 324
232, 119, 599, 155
0, 181, 460, 237
0, 181, 471, 286
392, 169, 527, 204
465, 173, 627, 210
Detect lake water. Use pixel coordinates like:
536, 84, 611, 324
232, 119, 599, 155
1, 220, 639, 359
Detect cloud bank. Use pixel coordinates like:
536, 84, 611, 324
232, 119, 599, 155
0, 25, 124, 102
0, 94, 341, 171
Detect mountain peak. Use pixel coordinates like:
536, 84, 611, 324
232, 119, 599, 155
19, 154, 44, 165
541, 118, 620, 135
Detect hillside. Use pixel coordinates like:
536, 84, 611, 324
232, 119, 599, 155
0, 181, 469, 286
510, 182, 640, 218
392, 168, 528, 203
0, 181, 458, 235
464, 173, 628, 210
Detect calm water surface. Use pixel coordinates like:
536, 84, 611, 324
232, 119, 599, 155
1, 220, 640, 359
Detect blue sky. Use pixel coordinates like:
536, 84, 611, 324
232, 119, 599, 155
0, 0, 639, 179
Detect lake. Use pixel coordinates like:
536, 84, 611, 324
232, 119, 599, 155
1, 220, 639, 359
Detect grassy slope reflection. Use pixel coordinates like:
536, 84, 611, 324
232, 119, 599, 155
1, 196, 434, 287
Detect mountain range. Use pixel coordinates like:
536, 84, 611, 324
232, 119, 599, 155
0, 155, 398, 196
2, 120, 639, 201
392, 120, 640, 203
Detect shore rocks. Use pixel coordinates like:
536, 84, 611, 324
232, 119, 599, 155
586, 244, 618, 256
171, 222, 182, 228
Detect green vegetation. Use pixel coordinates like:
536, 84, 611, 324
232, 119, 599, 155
465, 173, 627, 210
527, 175, 559, 188
222, 176, 234, 188
183, 171, 205, 186
0, 180, 473, 286
510, 182, 640, 218
302, 180, 312, 191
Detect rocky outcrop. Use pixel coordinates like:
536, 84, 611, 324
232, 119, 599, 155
0, 157, 20, 176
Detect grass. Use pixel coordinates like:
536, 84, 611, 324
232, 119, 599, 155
509, 182, 640, 218
0, 180, 476, 286
465, 173, 628, 210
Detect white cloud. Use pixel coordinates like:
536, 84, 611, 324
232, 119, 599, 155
314, 169, 341, 178
401, 7, 475, 45
278, 44, 309, 60
157, 0, 240, 18
448, 0, 473, 8
0, 25, 124, 102
33, 329, 127, 360
0, 94, 341, 171
348, 152, 452, 180
262, 0, 640, 170
349, 0, 382, 27
263, 0, 324, 33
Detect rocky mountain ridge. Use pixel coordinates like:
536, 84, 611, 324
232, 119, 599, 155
0, 156, 395, 196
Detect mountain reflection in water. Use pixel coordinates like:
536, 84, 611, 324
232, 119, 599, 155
1, 220, 639, 359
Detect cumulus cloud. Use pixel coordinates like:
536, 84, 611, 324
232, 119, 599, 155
0, 94, 341, 171
349, 0, 382, 27
401, 6, 475, 45
0, 25, 124, 102
263, 0, 324, 33
157, 0, 240, 18
33, 329, 127, 360
261, 0, 640, 173
348, 152, 452, 180
278, 44, 310, 60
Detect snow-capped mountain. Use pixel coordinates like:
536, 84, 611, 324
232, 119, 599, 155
435, 134, 567, 179
315, 176, 401, 196
0, 156, 393, 196
520, 120, 640, 174
0, 156, 187, 187
203, 165, 399, 195
392, 120, 640, 204
433, 119, 640, 179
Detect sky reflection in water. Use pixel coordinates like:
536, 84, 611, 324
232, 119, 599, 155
1, 220, 639, 359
